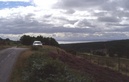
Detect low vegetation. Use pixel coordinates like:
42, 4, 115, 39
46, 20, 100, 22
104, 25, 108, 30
0, 37, 19, 48
61, 39, 129, 58
80, 53, 129, 76
10, 46, 92, 82
60, 40, 129, 78
10, 45, 129, 82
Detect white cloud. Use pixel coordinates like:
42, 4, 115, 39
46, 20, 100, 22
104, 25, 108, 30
0, 0, 30, 2
0, 0, 129, 42
32, 0, 58, 9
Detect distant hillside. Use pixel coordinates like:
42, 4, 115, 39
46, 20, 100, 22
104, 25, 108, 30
0, 37, 17, 46
60, 39, 129, 58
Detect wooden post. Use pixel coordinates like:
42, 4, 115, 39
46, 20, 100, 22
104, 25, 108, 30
90, 50, 92, 63
57, 48, 59, 54
126, 65, 128, 75
118, 56, 120, 72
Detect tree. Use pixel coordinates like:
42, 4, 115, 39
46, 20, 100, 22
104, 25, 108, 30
20, 35, 33, 45
20, 35, 59, 47
5, 38, 10, 41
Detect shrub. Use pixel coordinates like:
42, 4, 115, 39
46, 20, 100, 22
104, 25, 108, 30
31, 46, 43, 51
66, 49, 77, 55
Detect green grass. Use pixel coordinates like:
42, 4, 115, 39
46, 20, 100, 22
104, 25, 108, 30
10, 46, 92, 82
0, 45, 11, 50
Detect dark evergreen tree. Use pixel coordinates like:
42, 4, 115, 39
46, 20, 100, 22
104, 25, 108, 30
20, 35, 33, 45
20, 35, 59, 47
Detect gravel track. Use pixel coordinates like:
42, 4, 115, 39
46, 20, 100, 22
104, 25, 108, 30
0, 47, 27, 82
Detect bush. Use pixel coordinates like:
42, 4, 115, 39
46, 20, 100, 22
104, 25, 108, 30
22, 53, 92, 82
31, 46, 42, 51
66, 49, 77, 55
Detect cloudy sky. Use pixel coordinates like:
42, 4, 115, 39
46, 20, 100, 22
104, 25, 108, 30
0, 0, 129, 43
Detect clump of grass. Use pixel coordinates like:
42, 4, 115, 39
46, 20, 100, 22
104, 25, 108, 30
22, 52, 92, 82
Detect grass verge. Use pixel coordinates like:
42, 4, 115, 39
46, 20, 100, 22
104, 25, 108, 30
10, 50, 32, 82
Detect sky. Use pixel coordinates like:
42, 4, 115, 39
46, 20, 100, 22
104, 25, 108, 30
0, 0, 129, 43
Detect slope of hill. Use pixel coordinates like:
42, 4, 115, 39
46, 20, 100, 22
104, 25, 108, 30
10, 46, 92, 82
10, 46, 129, 82
60, 39, 129, 58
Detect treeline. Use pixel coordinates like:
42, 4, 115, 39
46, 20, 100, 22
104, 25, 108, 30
20, 35, 59, 47
60, 39, 129, 58
0, 37, 11, 45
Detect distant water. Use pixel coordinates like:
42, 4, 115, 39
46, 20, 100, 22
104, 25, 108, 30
58, 41, 93, 44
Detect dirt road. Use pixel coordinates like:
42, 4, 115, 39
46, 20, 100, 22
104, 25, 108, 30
0, 47, 27, 82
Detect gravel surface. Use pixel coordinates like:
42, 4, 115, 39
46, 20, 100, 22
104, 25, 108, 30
0, 47, 27, 82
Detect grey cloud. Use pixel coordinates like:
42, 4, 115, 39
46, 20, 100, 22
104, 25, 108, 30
111, 26, 129, 32
43, 14, 52, 18
116, 0, 129, 10
60, 9, 75, 14
56, 32, 129, 42
107, 23, 129, 27
101, 0, 118, 11
52, 16, 78, 25
49, 27, 98, 33
98, 16, 120, 22
93, 11, 107, 17
101, 0, 129, 11
74, 19, 94, 28
1, 0, 129, 41
65, 9, 75, 14
0, 26, 99, 34
54, 0, 129, 13
55, 0, 107, 10
68, 20, 78, 25
0, 15, 99, 34
90, 0, 129, 23
0, 13, 52, 34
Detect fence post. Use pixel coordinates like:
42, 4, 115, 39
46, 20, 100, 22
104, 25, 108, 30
126, 65, 128, 75
114, 54, 120, 71
98, 57, 100, 65
57, 48, 59, 54
90, 50, 93, 63
118, 56, 120, 72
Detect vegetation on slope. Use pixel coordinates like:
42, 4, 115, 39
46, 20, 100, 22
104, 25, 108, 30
10, 45, 129, 82
0, 37, 18, 46
0, 37, 19, 50
80, 53, 129, 76
60, 39, 129, 58
10, 46, 92, 82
